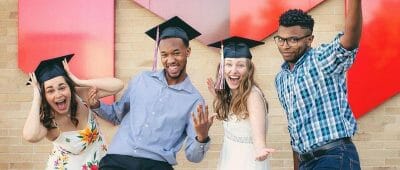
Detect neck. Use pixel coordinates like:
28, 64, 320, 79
166, 72, 187, 85
231, 89, 238, 96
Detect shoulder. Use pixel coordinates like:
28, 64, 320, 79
127, 71, 149, 85
248, 86, 265, 103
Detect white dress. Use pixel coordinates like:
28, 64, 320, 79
217, 114, 270, 170
46, 107, 107, 170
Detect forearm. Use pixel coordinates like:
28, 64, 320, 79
250, 117, 267, 149
342, 0, 363, 49
75, 78, 123, 94
22, 97, 47, 142
93, 102, 123, 125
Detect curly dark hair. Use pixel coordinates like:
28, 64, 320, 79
279, 9, 314, 32
39, 75, 79, 130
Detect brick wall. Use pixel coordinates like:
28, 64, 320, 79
0, 0, 399, 169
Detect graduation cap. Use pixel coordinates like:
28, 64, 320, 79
208, 36, 264, 59
145, 16, 201, 71
145, 16, 201, 44
208, 36, 264, 90
27, 54, 74, 85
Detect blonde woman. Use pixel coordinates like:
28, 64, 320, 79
207, 37, 275, 170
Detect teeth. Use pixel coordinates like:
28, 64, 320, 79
55, 100, 65, 104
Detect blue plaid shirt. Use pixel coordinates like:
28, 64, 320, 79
275, 33, 358, 153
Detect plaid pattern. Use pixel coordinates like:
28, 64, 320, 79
275, 33, 358, 153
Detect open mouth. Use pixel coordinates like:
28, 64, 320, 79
228, 75, 240, 85
167, 65, 180, 75
55, 99, 67, 111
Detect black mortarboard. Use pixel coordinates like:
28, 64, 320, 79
145, 16, 201, 71
27, 54, 74, 85
145, 16, 201, 44
208, 36, 265, 59
209, 36, 264, 90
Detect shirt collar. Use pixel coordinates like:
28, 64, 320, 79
151, 70, 195, 93
281, 48, 311, 71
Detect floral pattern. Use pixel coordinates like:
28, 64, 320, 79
46, 112, 107, 170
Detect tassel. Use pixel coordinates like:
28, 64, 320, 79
215, 42, 225, 90
152, 26, 160, 72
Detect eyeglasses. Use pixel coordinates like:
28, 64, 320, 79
273, 34, 312, 46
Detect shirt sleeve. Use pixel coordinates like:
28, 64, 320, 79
275, 73, 289, 114
316, 32, 359, 75
92, 74, 140, 125
183, 98, 210, 163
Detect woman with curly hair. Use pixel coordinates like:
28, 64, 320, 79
207, 37, 275, 170
22, 54, 123, 170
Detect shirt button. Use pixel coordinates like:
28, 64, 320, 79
159, 98, 162, 101
152, 112, 155, 115
138, 137, 142, 140
145, 124, 149, 127
134, 149, 137, 153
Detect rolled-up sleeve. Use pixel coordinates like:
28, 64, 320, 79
316, 33, 358, 75
93, 74, 140, 125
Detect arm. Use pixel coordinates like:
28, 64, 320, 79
340, 0, 363, 50
248, 88, 275, 161
22, 73, 48, 143
63, 59, 124, 99
316, 0, 362, 75
90, 80, 133, 125
293, 151, 300, 170
184, 101, 216, 163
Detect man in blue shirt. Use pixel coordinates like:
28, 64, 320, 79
91, 16, 215, 170
274, 1, 363, 169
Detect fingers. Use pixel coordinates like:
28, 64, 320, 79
204, 105, 209, 122
62, 58, 69, 72
31, 72, 38, 84
255, 148, 276, 161
206, 78, 216, 94
265, 148, 276, 153
197, 104, 204, 123
208, 112, 218, 124
191, 112, 198, 125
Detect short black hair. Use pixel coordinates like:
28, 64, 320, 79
279, 9, 314, 32
160, 36, 189, 47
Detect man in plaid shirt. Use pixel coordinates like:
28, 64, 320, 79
274, 0, 363, 169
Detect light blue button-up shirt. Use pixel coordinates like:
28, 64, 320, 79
94, 70, 210, 165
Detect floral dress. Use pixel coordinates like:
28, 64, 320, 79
46, 109, 107, 170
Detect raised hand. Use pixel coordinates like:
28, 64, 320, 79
206, 78, 217, 97
255, 147, 276, 161
192, 104, 217, 143
28, 72, 41, 100
62, 58, 80, 84
87, 86, 100, 109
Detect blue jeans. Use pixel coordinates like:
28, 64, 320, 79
299, 142, 361, 170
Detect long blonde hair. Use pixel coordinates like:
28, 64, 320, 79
213, 60, 266, 120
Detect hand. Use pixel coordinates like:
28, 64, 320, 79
28, 72, 41, 99
255, 147, 276, 161
206, 78, 216, 97
192, 105, 217, 142
87, 87, 100, 109
62, 58, 80, 84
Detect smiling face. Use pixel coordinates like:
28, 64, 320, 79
43, 76, 72, 115
276, 25, 313, 66
224, 58, 250, 92
159, 37, 190, 85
